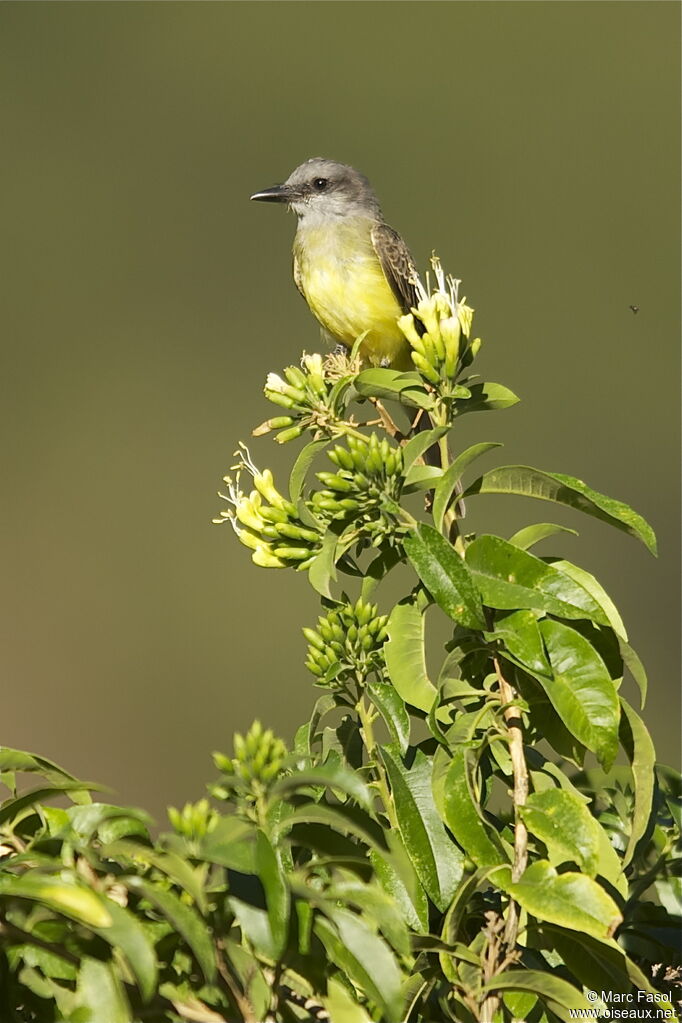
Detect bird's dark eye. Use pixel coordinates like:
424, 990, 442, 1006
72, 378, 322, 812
313, 177, 328, 191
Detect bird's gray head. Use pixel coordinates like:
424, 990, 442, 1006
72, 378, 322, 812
251, 158, 381, 222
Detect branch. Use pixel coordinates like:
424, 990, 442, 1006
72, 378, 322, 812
492, 653, 529, 943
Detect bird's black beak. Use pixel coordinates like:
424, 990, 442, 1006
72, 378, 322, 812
250, 184, 289, 203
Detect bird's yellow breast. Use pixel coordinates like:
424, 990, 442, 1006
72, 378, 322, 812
293, 218, 409, 368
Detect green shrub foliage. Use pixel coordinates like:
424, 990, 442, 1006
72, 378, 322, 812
1, 262, 679, 1021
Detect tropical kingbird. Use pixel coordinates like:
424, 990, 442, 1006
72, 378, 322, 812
251, 158, 419, 370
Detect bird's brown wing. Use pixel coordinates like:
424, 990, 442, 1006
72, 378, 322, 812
371, 222, 420, 315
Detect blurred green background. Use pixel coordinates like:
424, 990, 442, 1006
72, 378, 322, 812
1, 2, 679, 820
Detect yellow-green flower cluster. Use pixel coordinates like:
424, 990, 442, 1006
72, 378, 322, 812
310, 433, 403, 544
398, 256, 481, 385
212, 721, 287, 789
303, 598, 388, 689
255, 352, 343, 443
168, 798, 217, 841
214, 444, 322, 569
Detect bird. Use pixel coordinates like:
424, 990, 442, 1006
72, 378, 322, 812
250, 158, 419, 370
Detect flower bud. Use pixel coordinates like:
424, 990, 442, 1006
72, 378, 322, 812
274, 424, 305, 444
284, 365, 308, 390
302, 627, 325, 650
328, 446, 355, 471
234, 492, 264, 532
236, 528, 262, 551
252, 546, 287, 568
263, 389, 297, 410
275, 522, 320, 543
259, 505, 289, 524
252, 416, 295, 436
273, 546, 313, 561
457, 303, 474, 339
420, 332, 439, 367
441, 316, 462, 377
265, 373, 306, 405
213, 751, 233, 773
415, 297, 440, 339
317, 472, 354, 493
253, 468, 285, 508
411, 352, 440, 385
397, 313, 422, 348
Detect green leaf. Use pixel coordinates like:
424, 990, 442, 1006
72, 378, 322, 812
405, 524, 486, 629
125, 878, 216, 983
367, 680, 410, 755
254, 829, 289, 959
521, 789, 605, 877
433, 442, 502, 532
539, 619, 620, 770
508, 522, 579, 550
354, 368, 433, 409
656, 877, 682, 916
619, 638, 648, 707
66, 803, 152, 842
105, 841, 207, 912
323, 978, 373, 1023
0, 876, 112, 928
278, 802, 387, 853
492, 610, 550, 676
0, 748, 84, 787
370, 834, 429, 934
199, 816, 256, 872
314, 908, 404, 1021
76, 957, 131, 1023
226, 838, 286, 957
440, 866, 501, 946
296, 692, 337, 757
480, 969, 592, 1022
619, 698, 655, 867
272, 762, 373, 810
384, 602, 438, 713
401, 426, 449, 472
455, 381, 520, 413
436, 748, 507, 867
464, 465, 657, 554
466, 535, 608, 624
323, 879, 409, 956
0, 783, 102, 827
381, 746, 463, 911
503, 990, 538, 1020
289, 438, 329, 503
505, 860, 622, 938
537, 925, 676, 1016
6, 943, 75, 983
402, 463, 443, 493
549, 559, 627, 639
307, 528, 338, 598
527, 781, 625, 896
93, 899, 158, 1002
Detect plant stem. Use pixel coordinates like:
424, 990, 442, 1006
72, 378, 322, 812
356, 695, 398, 829
215, 938, 257, 1022
335, 422, 373, 443
492, 652, 529, 943
370, 398, 402, 439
